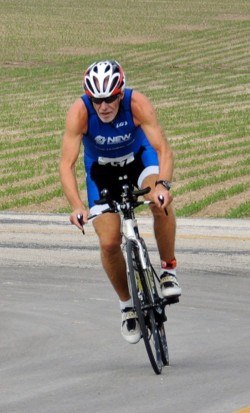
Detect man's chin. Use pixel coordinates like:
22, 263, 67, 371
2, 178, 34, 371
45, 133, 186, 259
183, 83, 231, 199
99, 114, 114, 123
98, 110, 119, 123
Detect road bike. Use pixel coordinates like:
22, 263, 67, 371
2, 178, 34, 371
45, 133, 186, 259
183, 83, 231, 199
80, 183, 179, 374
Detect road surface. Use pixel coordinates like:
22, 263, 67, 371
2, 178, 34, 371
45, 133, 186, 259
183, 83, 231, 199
0, 212, 249, 413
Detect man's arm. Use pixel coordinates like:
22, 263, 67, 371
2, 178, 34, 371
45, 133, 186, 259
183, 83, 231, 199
131, 91, 174, 208
59, 98, 88, 228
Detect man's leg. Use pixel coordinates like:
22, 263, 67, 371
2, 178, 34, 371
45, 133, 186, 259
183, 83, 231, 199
93, 212, 129, 301
141, 174, 181, 297
150, 203, 176, 262
93, 211, 141, 343
141, 174, 176, 261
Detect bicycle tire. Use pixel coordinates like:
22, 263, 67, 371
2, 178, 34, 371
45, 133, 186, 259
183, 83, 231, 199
139, 239, 170, 366
157, 314, 169, 366
143, 263, 169, 367
126, 240, 164, 374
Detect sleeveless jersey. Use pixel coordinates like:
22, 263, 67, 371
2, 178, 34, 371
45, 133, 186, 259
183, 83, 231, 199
81, 88, 149, 169
80, 88, 159, 209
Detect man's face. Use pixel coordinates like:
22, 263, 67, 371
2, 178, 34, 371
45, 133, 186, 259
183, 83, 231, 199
92, 94, 123, 123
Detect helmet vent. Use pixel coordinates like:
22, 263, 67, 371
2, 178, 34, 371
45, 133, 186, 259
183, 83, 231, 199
110, 76, 119, 93
85, 78, 94, 94
93, 77, 101, 93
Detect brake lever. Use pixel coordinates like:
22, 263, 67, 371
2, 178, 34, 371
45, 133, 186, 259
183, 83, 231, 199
158, 195, 168, 216
77, 214, 85, 235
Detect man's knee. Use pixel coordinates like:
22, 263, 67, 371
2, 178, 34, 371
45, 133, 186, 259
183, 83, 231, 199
93, 214, 122, 255
150, 202, 175, 220
150, 203, 167, 217
99, 235, 122, 255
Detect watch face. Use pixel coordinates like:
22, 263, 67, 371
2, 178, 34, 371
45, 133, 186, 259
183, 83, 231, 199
162, 181, 171, 190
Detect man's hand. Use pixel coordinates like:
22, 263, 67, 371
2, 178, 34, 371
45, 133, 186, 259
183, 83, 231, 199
153, 186, 173, 209
70, 208, 88, 231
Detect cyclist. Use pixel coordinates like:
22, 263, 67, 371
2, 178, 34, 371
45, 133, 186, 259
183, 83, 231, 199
60, 60, 181, 344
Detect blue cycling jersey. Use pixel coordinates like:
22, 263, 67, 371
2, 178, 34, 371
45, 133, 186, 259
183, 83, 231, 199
81, 88, 159, 209
81, 88, 151, 164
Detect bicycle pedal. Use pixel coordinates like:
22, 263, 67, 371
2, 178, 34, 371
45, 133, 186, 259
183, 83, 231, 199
163, 296, 180, 306
169, 296, 180, 305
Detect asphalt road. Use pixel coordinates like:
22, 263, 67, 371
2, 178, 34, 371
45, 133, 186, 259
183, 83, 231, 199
0, 212, 250, 413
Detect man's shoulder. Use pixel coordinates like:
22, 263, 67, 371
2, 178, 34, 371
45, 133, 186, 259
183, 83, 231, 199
130, 90, 155, 126
131, 89, 147, 101
66, 98, 88, 133
68, 98, 86, 116
131, 90, 148, 112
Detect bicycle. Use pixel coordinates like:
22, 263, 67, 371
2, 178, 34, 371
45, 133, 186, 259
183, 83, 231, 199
79, 183, 179, 375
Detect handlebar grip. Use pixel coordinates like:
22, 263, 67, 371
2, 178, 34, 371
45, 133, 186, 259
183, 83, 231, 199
133, 186, 151, 197
94, 188, 114, 207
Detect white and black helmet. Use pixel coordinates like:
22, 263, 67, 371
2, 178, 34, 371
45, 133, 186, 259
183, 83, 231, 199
83, 60, 125, 98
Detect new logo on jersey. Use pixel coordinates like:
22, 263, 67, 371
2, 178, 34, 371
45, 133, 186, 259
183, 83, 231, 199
94, 135, 106, 145
95, 133, 131, 145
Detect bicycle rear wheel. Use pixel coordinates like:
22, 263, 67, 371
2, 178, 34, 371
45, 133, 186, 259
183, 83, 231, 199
143, 262, 169, 367
140, 238, 169, 366
126, 240, 166, 374
157, 314, 169, 366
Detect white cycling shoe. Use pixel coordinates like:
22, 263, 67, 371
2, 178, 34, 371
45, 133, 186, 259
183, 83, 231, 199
160, 272, 182, 298
121, 308, 141, 344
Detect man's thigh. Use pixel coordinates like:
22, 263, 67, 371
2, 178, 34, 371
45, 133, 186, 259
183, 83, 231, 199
92, 212, 122, 245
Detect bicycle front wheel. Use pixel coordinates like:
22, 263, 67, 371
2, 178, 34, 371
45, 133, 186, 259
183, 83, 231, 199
126, 240, 164, 374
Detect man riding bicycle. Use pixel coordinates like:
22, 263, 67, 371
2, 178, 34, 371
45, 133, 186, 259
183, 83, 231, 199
60, 60, 181, 344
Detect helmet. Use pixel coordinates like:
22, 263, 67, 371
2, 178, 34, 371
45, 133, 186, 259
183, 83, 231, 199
83, 60, 125, 98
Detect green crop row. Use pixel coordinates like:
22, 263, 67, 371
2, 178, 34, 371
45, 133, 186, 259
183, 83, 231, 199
1, 0, 249, 217
176, 183, 249, 216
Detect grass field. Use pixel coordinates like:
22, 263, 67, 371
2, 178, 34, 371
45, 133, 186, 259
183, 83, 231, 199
1, 0, 249, 217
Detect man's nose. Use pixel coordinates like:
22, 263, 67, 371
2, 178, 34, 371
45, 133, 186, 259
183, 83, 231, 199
100, 101, 109, 109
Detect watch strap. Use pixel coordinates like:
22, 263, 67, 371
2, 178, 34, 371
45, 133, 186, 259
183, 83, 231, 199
155, 180, 172, 190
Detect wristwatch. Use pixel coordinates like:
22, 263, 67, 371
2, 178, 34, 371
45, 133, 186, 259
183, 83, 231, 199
155, 180, 172, 191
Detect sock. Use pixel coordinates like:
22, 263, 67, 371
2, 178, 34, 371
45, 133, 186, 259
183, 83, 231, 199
119, 298, 132, 311
161, 258, 177, 277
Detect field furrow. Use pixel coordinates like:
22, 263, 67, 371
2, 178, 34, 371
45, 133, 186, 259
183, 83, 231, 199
1, 0, 249, 217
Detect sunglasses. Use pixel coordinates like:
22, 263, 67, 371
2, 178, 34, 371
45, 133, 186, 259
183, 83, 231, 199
91, 94, 120, 105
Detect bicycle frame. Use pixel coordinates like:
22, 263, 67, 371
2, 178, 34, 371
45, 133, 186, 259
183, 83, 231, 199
122, 218, 148, 270
89, 184, 152, 269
